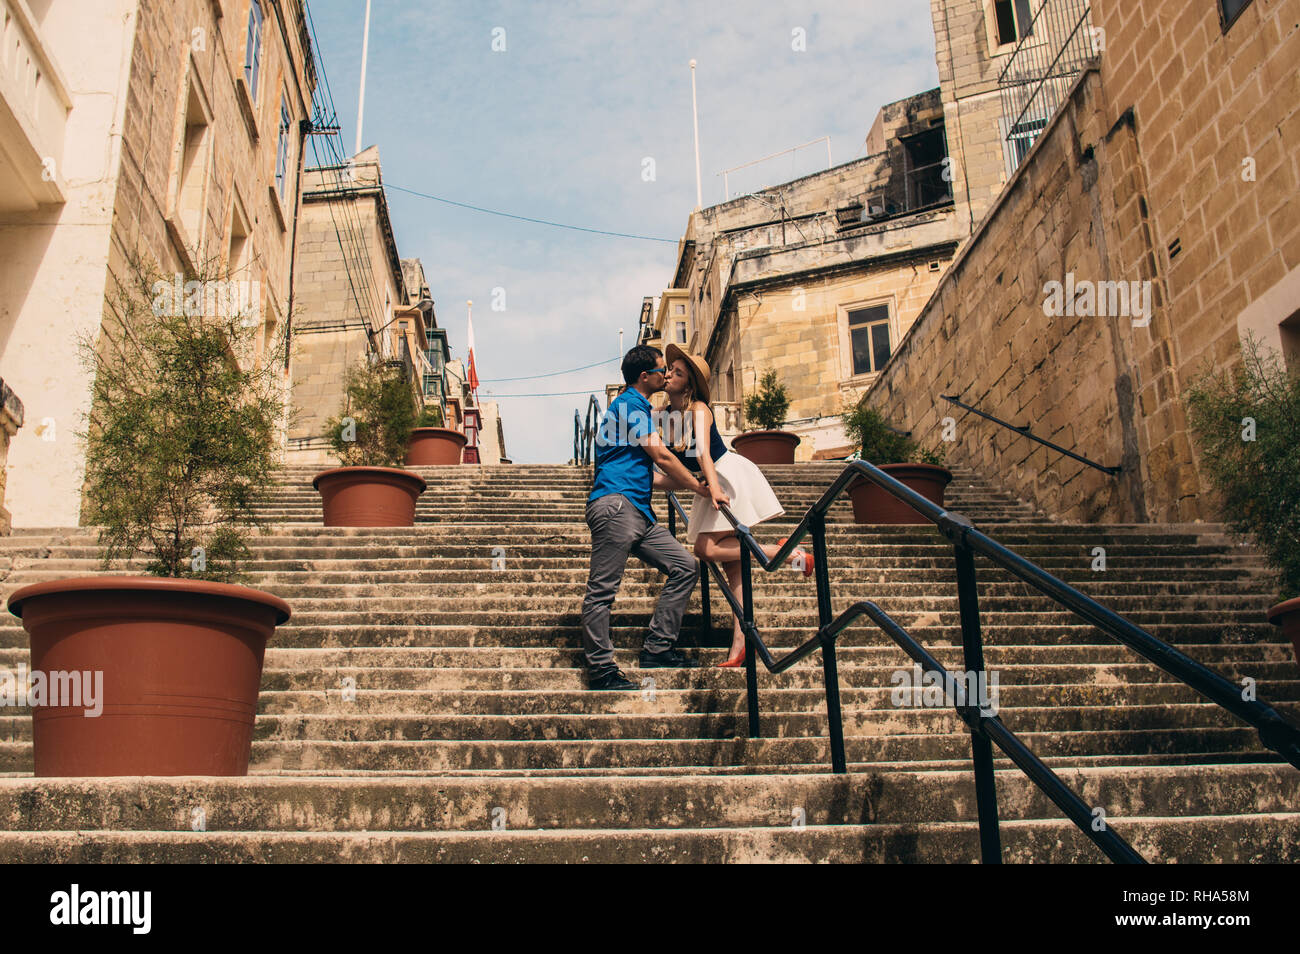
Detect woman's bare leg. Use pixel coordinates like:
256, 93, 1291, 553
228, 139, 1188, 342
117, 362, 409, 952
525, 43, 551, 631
695, 532, 782, 569
695, 531, 783, 657
723, 561, 744, 655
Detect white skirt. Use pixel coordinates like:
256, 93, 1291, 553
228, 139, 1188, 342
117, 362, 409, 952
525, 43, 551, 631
686, 450, 784, 544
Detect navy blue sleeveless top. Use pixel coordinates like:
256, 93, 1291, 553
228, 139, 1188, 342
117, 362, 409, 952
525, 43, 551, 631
669, 409, 728, 473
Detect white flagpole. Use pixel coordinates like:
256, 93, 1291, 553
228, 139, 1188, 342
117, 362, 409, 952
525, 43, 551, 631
690, 59, 702, 209
355, 0, 372, 156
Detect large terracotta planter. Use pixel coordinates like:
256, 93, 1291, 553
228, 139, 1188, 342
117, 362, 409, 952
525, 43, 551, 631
313, 466, 427, 527
848, 463, 953, 524
732, 430, 800, 465
5, 576, 290, 776
405, 427, 466, 465
1266, 597, 1300, 667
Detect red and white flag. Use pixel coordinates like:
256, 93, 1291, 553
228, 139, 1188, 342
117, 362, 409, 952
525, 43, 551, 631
466, 302, 480, 392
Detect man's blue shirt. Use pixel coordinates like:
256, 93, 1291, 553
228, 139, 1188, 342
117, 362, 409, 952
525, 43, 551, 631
589, 387, 656, 525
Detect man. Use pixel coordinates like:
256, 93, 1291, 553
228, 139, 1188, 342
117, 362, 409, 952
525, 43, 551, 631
581, 345, 712, 690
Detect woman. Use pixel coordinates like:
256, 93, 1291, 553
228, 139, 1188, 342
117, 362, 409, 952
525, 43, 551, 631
658, 344, 813, 668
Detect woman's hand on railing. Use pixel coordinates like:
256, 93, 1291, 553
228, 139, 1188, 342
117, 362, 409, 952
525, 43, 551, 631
707, 482, 730, 510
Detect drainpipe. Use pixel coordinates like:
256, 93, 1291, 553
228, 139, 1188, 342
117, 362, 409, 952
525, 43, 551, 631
285, 116, 310, 373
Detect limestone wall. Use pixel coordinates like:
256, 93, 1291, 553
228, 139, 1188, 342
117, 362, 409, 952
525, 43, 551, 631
866, 68, 1157, 522
872, 0, 1300, 524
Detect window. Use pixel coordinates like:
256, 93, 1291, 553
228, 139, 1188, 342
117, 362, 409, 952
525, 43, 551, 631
673, 303, 685, 315
674, 320, 687, 344
1219, 0, 1253, 29
992, 0, 1034, 46
174, 76, 213, 253
245, 0, 264, 100
999, 110, 1049, 179
901, 124, 952, 210
276, 93, 291, 199
847, 304, 891, 376
228, 193, 251, 279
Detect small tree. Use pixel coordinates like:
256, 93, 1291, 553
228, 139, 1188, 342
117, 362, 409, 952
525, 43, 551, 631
414, 404, 444, 428
324, 353, 418, 467
74, 248, 294, 582
1186, 334, 1300, 601
744, 369, 791, 431
842, 399, 945, 466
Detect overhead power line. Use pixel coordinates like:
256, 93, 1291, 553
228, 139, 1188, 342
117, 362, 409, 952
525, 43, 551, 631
481, 356, 620, 382
385, 183, 678, 244
480, 388, 609, 398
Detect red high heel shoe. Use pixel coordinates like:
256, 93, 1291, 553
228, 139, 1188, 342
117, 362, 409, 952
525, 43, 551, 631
778, 537, 815, 578
717, 646, 746, 668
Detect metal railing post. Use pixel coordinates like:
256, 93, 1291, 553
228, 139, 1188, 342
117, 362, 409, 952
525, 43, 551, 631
699, 555, 712, 647
954, 541, 1002, 863
811, 511, 846, 773
741, 545, 760, 738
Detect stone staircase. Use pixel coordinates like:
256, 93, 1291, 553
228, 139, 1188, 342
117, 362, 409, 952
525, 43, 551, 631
0, 462, 1296, 862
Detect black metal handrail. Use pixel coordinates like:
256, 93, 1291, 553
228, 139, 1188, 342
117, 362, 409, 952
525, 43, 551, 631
572, 394, 601, 466
666, 458, 1300, 863
941, 393, 1122, 475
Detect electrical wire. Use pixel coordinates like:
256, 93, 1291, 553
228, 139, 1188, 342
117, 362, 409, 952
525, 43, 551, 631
480, 356, 619, 382
385, 183, 678, 244
480, 388, 609, 398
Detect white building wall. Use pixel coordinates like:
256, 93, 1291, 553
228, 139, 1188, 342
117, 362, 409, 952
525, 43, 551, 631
0, 0, 139, 527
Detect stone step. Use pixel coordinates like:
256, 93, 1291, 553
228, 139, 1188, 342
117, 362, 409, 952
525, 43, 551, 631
1, 642, 1284, 669
11, 813, 1292, 863
241, 661, 1299, 692
227, 612, 1272, 639
0, 566, 1266, 587
0, 729, 1282, 774
239, 682, 1300, 715
0, 702, 1279, 744
0, 764, 1288, 832
1, 622, 1280, 651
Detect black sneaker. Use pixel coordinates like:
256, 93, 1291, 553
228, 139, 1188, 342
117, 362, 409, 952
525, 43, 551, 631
639, 647, 699, 668
587, 666, 637, 691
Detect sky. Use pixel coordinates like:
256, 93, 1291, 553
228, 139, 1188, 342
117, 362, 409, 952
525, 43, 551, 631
304, 0, 941, 463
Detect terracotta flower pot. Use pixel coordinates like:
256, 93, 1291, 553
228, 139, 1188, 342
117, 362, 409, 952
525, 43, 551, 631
848, 463, 953, 524
313, 466, 427, 527
1266, 597, 1300, 667
4, 576, 290, 776
732, 430, 800, 465
405, 427, 467, 465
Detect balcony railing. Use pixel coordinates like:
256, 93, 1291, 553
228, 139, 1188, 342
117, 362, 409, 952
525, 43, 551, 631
997, 0, 1097, 173
0, 0, 72, 210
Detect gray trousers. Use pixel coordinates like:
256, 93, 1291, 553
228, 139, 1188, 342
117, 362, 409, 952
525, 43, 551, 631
581, 492, 698, 671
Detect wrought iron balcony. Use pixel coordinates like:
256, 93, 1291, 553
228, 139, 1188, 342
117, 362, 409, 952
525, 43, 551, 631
997, 0, 1099, 174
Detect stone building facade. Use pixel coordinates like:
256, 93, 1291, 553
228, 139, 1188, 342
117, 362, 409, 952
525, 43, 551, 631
867, 0, 1300, 523
287, 146, 428, 465
648, 89, 967, 460
0, 0, 315, 527
287, 150, 502, 468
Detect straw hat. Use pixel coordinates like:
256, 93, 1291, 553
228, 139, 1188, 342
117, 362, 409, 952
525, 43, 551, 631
664, 343, 711, 405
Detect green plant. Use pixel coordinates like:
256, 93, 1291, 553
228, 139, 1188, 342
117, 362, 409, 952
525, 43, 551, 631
73, 248, 293, 581
324, 353, 418, 468
1186, 334, 1300, 601
841, 399, 945, 466
744, 369, 791, 431
414, 404, 444, 428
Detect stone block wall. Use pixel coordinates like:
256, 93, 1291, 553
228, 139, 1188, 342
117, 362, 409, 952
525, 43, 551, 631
869, 0, 1300, 525
866, 68, 1158, 522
